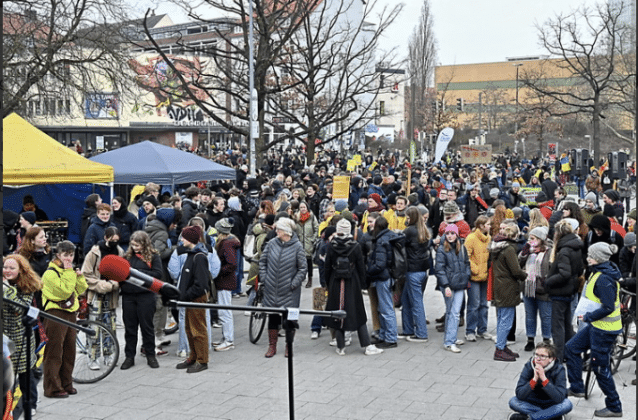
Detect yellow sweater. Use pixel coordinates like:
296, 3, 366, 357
464, 229, 491, 282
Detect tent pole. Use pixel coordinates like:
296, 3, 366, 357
109, 182, 114, 203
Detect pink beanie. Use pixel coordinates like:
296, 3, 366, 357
444, 223, 459, 236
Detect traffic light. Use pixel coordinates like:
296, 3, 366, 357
456, 98, 464, 112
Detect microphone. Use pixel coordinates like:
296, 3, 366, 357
99, 255, 181, 302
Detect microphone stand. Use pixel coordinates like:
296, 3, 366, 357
3, 298, 96, 420
169, 300, 345, 420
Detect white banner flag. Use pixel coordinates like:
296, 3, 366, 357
433, 127, 454, 164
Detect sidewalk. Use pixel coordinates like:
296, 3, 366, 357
35, 271, 636, 420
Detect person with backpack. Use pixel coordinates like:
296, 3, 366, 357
400, 206, 431, 343
294, 201, 319, 289
366, 217, 398, 349
324, 219, 383, 356
435, 224, 471, 354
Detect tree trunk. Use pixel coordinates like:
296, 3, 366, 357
592, 100, 601, 165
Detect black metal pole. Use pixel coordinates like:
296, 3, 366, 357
285, 310, 295, 420
22, 314, 35, 420
2, 298, 96, 336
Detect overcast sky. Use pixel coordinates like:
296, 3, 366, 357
139, 0, 598, 65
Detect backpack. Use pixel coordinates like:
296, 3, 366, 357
332, 246, 355, 279
388, 232, 407, 281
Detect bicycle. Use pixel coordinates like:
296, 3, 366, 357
248, 278, 266, 344
72, 295, 120, 383
610, 287, 636, 374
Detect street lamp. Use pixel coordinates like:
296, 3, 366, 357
513, 63, 523, 135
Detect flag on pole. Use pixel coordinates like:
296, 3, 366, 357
433, 127, 454, 164
598, 160, 609, 176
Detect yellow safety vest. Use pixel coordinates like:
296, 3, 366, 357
583, 272, 622, 331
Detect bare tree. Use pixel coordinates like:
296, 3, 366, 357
407, 0, 437, 138
521, 1, 635, 162
268, 0, 403, 162
3, 0, 137, 120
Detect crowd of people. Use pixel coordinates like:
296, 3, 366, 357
3, 145, 636, 419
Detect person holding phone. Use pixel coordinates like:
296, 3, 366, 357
508, 342, 572, 420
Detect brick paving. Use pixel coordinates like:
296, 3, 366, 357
35, 269, 636, 420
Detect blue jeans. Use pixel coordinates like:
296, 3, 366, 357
233, 252, 244, 294
401, 271, 428, 338
374, 279, 397, 343
509, 396, 572, 420
495, 307, 516, 350
466, 280, 488, 336
565, 324, 622, 413
523, 296, 552, 339
217, 290, 234, 342
443, 289, 464, 346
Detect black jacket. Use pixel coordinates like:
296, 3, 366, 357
404, 225, 430, 273
178, 245, 211, 302
120, 253, 163, 295
545, 233, 584, 298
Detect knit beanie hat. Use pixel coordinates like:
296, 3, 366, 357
588, 214, 610, 231
588, 242, 618, 263
142, 195, 160, 208
627, 208, 636, 221
264, 214, 276, 226
444, 223, 459, 236
603, 189, 619, 202
512, 207, 523, 218
278, 201, 291, 213
443, 200, 460, 215
536, 191, 548, 203
336, 219, 352, 237
603, 203, 616, 218
334, 199, 348, 212
490, 188, 500, 198
560, 218, 578, 232
323, 226, 337, 239
21, 211, 36, 225
416, 204, 429, 216
228, 196, 242, 211
215, 218, 234, 235
512, 182, 520, 188
340, 210, 354, 223
181, 225, 201, 244
155, 208, 176, 228
529, 226, 548, 241
276, 218, 295, 235
584, 191, 597, 203
624, 232, 636, 247
369, 193, 382, 206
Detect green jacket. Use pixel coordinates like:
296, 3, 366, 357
41, 262, 88, 312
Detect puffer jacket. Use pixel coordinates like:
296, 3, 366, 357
436, 240, 471, 291
259, 234, 307, 308
515, 358, 568, 409
404, 225, 430, 273
545, 233, 584, 298
464, 229, 491, 282
81, 242, 124, 309
41, 262, 88, 312
296, 213, 319, 256
490, 237, 527, 307
145, 218, 176, 281
366, 229, 393, 283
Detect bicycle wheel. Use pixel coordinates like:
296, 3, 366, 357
249, 294, 267, 344
610, 318, 636, 374
584, 357, 597, 400
73, 320, 119, 384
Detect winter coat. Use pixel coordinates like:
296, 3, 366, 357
515, 359, 568, 409
324, 237, 368, 331
80, 207, 97, 243
463, 194, 487, 229
545, 233, 584, 298
181, 198, 200, 227
464, 229, 491, 282
3, 286, 37, 373
215, 235, 241, 290
247, 222, 273, 287
178, 243, 212, 302
259, 234, 307, 308
41, 262, 88, 312
168, 243, 220, 290
111, 208, 138, 247
436, 240, 471, 291
404, 225, 430, 273
490, 238, 527, 307
518, 242, 553, 301
81, 242, 124, 309
582, 261, 622, 332
83, 217, 115, 256
120, 253, 163, 295
541, 179, 558, 202
27, 250, 51, 277
296, 214, 319, 256
618, 247, 635, 278
145, 218, 175, 280
366, 229, 393, 283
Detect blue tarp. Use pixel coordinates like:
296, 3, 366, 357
4, 184, 110, 244
89, 141, 236, 185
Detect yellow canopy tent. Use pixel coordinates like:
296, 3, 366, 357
3, 113, 113, 184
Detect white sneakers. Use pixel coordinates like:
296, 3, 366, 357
335, 348, 346, 356
455, 339, 465, 346
88, 360, 100, 370
329, 337, 352, 347
364, 345, 383, 355
465, 334, 477, 342
176, 350, 188, 358
406, 336, 428, 343
477, 332, 493, 340
214, 341, 235, 352
444, 344, 462, 353
310, 331, 319, 339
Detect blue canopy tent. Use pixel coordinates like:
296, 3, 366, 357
89, 141, 236, 188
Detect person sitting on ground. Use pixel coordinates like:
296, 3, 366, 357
508, 342, 572, 420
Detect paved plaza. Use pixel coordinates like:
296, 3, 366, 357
35, 269, 636, 420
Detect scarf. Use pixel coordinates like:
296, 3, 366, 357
395, 210, 405, 218
524, 249, 546, 298
113, 205, 128, 219
368, 203, 385, 213
299, 212, 312, 224
136, 253, 152, 268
